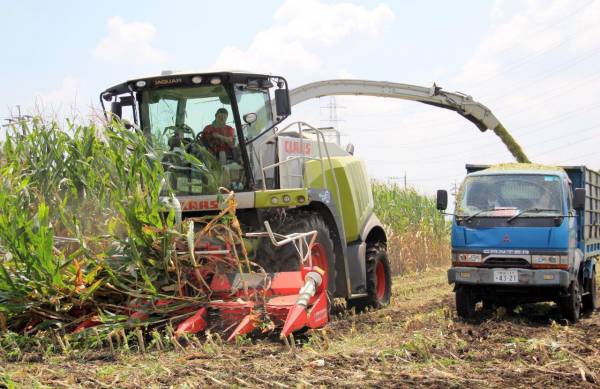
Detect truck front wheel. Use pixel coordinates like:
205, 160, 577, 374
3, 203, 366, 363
560, 279, 582, 322
455, 286, 476, 319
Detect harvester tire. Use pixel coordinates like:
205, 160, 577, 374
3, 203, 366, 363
583, 269, 598, 312
347, 243, 391, 311
559, 279, 582, 323
266, 211, 337, 298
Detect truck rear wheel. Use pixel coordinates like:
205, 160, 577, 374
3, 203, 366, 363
560, 279, 582, 322
455, 286, 476, 319
583, 269, 598, 312
347, 243, 391, 311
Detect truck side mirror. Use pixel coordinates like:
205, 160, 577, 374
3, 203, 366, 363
573, 188, 586, 210
436, 189, 448, 211
274, 89, 291, 117
110, 101, 122, 119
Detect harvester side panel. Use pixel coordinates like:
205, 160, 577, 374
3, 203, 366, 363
304, 157, 373, 242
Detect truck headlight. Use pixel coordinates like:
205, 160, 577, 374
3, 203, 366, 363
532, 255, 568, 269
454, 253, 482, 263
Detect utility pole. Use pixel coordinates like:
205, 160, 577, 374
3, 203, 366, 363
2, 105, 33, 129
320, 96, 345, 130
404, 172, 407, 189
450, 180, 458, 197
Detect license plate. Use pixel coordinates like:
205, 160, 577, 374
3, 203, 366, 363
493, 270, 518, 283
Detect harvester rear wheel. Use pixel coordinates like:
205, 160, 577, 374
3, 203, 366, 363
347, 243, 391, 311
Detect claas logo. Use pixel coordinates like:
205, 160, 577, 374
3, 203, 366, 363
181, 199, 219, 211
284, 140, 312, 155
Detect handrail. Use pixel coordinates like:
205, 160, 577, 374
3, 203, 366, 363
254, 121, 345, 236
246, 221, 318, 266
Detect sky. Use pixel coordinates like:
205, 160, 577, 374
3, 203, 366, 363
1, 0, 599, 196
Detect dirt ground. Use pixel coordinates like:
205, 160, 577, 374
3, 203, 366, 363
3, 268, 600, 388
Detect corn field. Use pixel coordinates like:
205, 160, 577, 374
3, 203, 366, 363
0, 119, 244, 342
0, 120, 451, 348
372, 183, 451, 275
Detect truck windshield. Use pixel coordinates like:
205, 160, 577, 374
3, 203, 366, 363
457, 174, 563, 217
139, 85, 246, 195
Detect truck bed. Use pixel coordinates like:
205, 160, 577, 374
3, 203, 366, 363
566, 166, 600, 258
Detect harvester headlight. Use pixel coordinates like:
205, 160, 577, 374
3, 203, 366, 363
271, 196, 279, 205
297, 195, 306, 204
191, 76, 203, 84
210, 77, 222, 85
456, 253, 482, 263
135, 80, 147, 88
282, 195, 291, 203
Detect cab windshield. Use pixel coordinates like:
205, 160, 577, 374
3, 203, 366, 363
457, 174, 563, 217
140, 85, 247, 195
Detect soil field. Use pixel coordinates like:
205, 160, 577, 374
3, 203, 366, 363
2, 268, 600, 388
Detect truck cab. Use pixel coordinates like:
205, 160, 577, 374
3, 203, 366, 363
437, 163, 600, 321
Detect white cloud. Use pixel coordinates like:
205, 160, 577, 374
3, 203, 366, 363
295, 0, 600, 195
93, 16, 168, 64
432, 0, 600, 190
30, 77, 82, 120
213, 0, 394, 81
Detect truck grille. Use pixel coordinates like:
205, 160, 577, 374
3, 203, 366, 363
483, 257, 530, 268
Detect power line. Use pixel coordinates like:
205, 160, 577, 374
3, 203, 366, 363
448, 0, 596, 80
362, 122, 600, 167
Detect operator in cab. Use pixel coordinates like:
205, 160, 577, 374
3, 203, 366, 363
199, 108, 235, 162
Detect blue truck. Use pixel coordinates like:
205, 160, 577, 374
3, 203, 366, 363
437, 163, 600, 321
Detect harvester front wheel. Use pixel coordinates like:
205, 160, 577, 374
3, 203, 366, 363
307, 214, 337, 299
269, 212, 337, 298
347, 244, 391, 311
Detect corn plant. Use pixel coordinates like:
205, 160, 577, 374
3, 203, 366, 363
372, 182, 450, 274
0, 119, 226, 335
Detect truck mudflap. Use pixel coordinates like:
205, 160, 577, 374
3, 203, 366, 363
448, 267, 571, 288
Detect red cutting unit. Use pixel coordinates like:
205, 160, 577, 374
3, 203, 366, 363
117, 221, 331, 341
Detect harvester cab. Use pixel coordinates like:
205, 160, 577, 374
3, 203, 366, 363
100, 71, 392, 340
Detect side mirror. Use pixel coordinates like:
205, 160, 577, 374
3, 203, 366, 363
243, 112, 257, 125
436, 189, 448, 211
110, 101, 122, 119
274, 89, 291, 117
345, 143, 355, 155
573, 188, 586, 210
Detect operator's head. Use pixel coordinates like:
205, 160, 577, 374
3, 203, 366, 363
214, 108, 228, 126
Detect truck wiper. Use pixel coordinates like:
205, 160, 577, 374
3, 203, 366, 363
462, 208, 497, 222
506, 208, 561, 223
